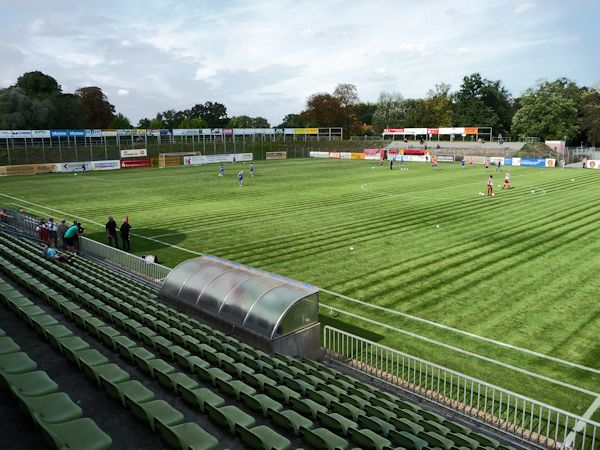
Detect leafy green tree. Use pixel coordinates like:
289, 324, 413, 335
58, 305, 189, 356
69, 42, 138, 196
228, 115, 270, 128
50, 93, 87, 128
579, 87, 600, 146
354, 102, 377, 125
301, 93, 344, 127
15, 71, 61, 96
512, 78, 581, 141
74, 86, 115, 128
190, 101, 228, 128
372, 92, 406, 132
277, 113, 306, 128
453, 73, 512, 133
109, 112, 132, 129
179, 116, 206, 129
333, 83, 359, 138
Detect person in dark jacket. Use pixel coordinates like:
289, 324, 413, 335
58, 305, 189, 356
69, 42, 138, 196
120, 217, 131, 252
105, 216, 119, 248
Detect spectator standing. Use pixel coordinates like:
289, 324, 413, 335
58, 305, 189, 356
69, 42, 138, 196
36, 220, 49, 243
105, 216, 119, 248
120, 217, 131, 252
57, 219, 68, 250
47, 217, 58, 242
63, 222, 80, 252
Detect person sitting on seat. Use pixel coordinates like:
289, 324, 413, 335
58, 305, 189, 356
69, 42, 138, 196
45, 240, 71, 264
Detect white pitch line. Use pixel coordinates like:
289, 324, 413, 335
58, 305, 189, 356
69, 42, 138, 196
5, 191, 600, 377
319, 287, 600, 375
320, 304, 600, 397
564, 396, 600, 447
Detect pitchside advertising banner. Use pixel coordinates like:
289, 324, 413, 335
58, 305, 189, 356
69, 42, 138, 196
120, 159, 151, 169
120, 149, 148, 158
309, 151, 329, 158
60, 162, 92, 172
437, 155, 455, 162
92, 160, 120, 171
519, 158, 546, 167
363, 149, 382, 160
183, 153, 253, 165
586, 160, 600, 169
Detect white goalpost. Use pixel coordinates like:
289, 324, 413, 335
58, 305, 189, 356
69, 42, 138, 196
158, 152, 201, 168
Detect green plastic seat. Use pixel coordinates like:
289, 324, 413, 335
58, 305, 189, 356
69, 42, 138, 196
390, 417, 424, 435
97, 326, 121, 347
308, 389, 339, 407
364, 404, 396, 422
269, 409, 313, 436
388, 430, 429, 450
358, 415, 396, 437
38, 417, 112, 450
206, 404, 256, 434
59, 336, 91, 363
188, 355, 210, 373
43, 325, 74, 348
197, 366, 232, 386
83, 316, 106, 338
0, 352, 38, 375
146, 358, 175, 378
7, 370, 59, 396
158, 370, 198, 394
216, 378, 257, 401
300, 427, 349, 450
130, 399, 185, 432
448, 432, 481, 449
30, 314, 60, 335
469, 431, 500, 449
18, 392, 83, 424
180, 386, 226, 412
113, 335, 137, 357
264, 384, 301, 404
91, 363, 130, 387
76, 349, 109, 371
58, 301, 80, 320
159, 422, 219, 450
241, 392, 283, 417
108, 379, 155, 407
331, 401, 366, 422
243, 372, 278, 391
171, 345, 192, 366
71, 308, 93, 327
420, 409, 445, 423
132, 347, 156, 367
317, 411, 357, 435
420, 431, 454, 450
0, 336, 21, 355
18, 304, 46, 325
237, 424, 292, 450
289, 397, 327, 420
421, 419, 451, 435
349, 428, 392, 450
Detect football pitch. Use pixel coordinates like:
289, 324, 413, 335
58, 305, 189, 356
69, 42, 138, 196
1, 158, 599, 418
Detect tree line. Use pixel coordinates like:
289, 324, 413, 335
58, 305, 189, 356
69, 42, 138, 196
1, 71, 598, 145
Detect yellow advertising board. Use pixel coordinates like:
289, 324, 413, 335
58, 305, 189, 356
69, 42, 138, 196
294, 128, 319, 135
350, 153, 365, 159
464, 127, 478, 135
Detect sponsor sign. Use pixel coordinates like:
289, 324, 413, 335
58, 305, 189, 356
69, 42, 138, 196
466, 156, 486, 165
117, 129, 132, 136
504, 157, 513, 166
102, 129, 117, 137
92, 160, 120, 171
32, 130, 51, 138
266, 151, 287, 160
512, 157, 521, 166
437, 155, 455, 163
439, 127, 465, 135
69, 130, 85, 138
85, 129, 102, 137
60, 162, 92, 172
33, 163, 59, 173
0, 131, 12, 139
520, 158, 546, 167
223, 129, 234, 136
183, 153, 253, 165
364, 149, 382, 160
545, 159, 556, 167
464, 127, 478, 135
383, 128, 404, 133
51, 130, 69, 138
586, 160, 600, 169
120, 148, 147, 158
328, 152, 341, 159
309, 151, 329, 158
120, 158, 151, 169
184, 156, 203, 165
350, 153, 365, 159
11, 130, 32, 138
427, 128, 439, 135
295, 128, 318, 135
490, 157, 505, 165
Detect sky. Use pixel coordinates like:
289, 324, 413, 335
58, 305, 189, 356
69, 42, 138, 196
0, 0, 598, 126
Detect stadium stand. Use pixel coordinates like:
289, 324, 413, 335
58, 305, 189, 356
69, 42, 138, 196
0, 230, 521, 449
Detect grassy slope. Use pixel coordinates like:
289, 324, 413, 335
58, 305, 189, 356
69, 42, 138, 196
1, 159, 599, 415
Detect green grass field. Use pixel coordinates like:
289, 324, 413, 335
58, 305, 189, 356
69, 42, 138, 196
1, 158, 599, 419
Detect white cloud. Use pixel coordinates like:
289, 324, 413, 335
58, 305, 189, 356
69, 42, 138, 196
0, 0, 596, 125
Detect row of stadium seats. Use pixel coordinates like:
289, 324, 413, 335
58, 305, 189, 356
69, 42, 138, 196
0, 232, 518, 450
0, 321, 112, 449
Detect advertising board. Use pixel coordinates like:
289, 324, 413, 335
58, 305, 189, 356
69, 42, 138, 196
120, 148, 148, 158
120, 159, 151, 169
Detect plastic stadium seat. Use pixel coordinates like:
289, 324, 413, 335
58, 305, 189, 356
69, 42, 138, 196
0, 352, 38, 375
91, 363, 130, 387
30, 314, 60, 336
444, 420, 472, 436
395, 398, 421, 413
76, 349, 109, 371
390, 417, 424, 435
300, 427, 349, 450
197, 366, 232, 386
71, 308, 93, 327
269, 409, 313, 436
83, 316, 106, 338
421, 419, 451, 435
43, 325, 74, 348
113, 335, 137, 357
371, 396, 398, 411
241, 392, 283, 417
319, 383, 346, 398
58, 301, 81, 320
330, 401, 366, 422
179, 387, 225, 412
420, 430, 454, 450
188, 355, 210, 373
448, 432, 481, 449
131, 347, 156, 367
237, 424, 292, 450
469, 431, 500, 449
130, 399, 184, 432
159, 422, 219, 450
102, 378, 152, 408
358, 415, 396, 437
18, 392, 83, 424
207, 404, 256, 434
216, 378, 257, 401
289, 397, 327, 420
316, 411, 357, 435
243, 372, 278, 391
264, 384, 301, 404
307, 389, 338, 407
146, 358, 176, 379
58, 336, 90, 363
0, 336, 20, 355
395, 408, 423, 423
6, 370, 59, 396
38, 417, 112, 450
171, 345, 192, 366
158, 371, 198, 394
388, 430, 429, 450
348, 427, 393, 450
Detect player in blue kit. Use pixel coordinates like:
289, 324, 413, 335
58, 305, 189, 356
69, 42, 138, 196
219, 163, 224, 176
249, 163, 254, 177
461, 158, 466, 169
238, 170, 244, 186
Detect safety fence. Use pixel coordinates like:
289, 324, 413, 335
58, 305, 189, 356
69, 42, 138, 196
323, 326, 598, 450
0, 207, 171, 286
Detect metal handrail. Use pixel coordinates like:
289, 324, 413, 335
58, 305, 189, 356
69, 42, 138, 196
323, 325, 598, 450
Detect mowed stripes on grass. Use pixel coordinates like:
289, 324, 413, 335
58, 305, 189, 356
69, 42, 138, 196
2, 158, 599, 416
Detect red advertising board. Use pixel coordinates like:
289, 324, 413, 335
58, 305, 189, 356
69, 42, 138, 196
403, 149, 428, 155
120, 158, 152, 169
383, 128, 404, 133
427, 128, 439, 135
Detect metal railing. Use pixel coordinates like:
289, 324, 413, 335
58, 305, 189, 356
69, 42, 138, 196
323, 326, 599, 450
0, 207, 171, 286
